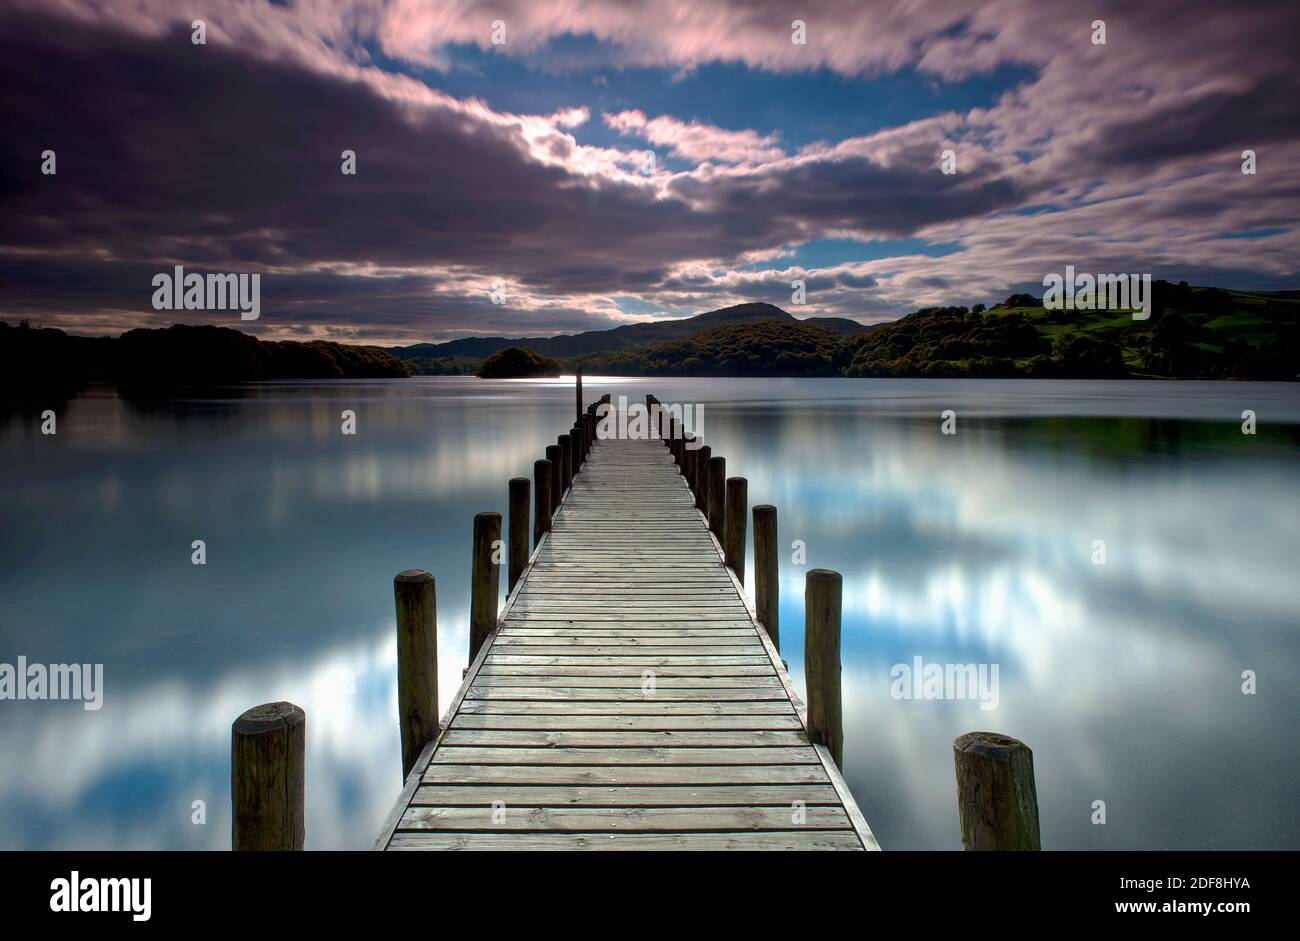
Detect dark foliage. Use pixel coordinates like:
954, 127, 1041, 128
573, 320, 850, 377
476, 346, 563, 378
1, 321, 408, 398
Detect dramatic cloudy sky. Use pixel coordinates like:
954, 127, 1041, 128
1, 0, 1298, 343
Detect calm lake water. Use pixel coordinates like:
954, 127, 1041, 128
1, 377, 1297, 850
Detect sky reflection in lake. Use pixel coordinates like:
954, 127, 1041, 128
1, 378, 1296, 848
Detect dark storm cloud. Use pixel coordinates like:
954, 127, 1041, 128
0, 0, 1297, 339
0, 6, 1033, 337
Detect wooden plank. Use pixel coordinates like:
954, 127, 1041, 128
396, 805, 852, 831
412, 784, 842, 806
428, 746, 821, 765
449, 714, 803, 731
471, 676, 786, 689
457, 700, 796, 716
439, 729, 811, 747
420, 764, 830, 786
387, 832, 863, 850
464, 687, 791, 701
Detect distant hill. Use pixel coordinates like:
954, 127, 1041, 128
575, 320, 851, 377
423, 286, 1297, 380
845, 284, 1298, 379
393, 303, 864, 372
0, 321, 409, 398
477, 347, 563, 378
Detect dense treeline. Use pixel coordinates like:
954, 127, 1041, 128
575, 320, 850, 377
0, 321, 409, 397
476, 346, 563, 378
846, 284, 1299, 379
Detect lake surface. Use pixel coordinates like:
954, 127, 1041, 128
1, 377, 1297, 849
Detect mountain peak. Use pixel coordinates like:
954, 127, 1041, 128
693, 302, 794, 323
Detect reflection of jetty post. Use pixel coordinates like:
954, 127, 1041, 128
231, 701, 306, 850
953, 732, 1041, 850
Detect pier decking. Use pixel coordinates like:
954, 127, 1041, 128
375, 430, 878, 851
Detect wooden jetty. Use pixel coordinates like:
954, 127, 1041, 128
232, 388, 1038, 851
374, 397, 878, 851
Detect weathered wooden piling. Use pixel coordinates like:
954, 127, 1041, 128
545, 444, 563, 511
805, 568, 843, 768
707, 455, 726, 539
723, 477, 747, 582
507, 478, 530, 592
753, 504, 779, 650
575, 368, 583, 423
393, 570, 438, 780
232, 701, 306, 851
533, 458, 552, 547
694, 444, 711, 511
571, 422, 584, 468
953, 732, 1041, 851
558, 434, 573, 492
469, 512, 501, 664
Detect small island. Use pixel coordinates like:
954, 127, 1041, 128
476, 346, 564, 379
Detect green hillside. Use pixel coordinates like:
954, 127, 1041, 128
846, 284, 1299, 379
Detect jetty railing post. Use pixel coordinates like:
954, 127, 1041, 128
695, 444, 711, 511
707, 455, 726, 539
393, 570, 438, 780
232, 701, 306, 850
469, 512, 501, 664
724, 476, 747, 582
953, 732, 1041, 851
557, 434, 573, 493
805, 568, 843, 768
533, 459, 552, 547
753, 504, 779, 650
508, 477, 530, 593
575, 368, 583, 424
571, 422, 584, 471
545, 444, 563, 513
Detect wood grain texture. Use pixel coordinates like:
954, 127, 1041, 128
377, 419, 876, 851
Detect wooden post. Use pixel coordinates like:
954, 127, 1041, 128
232, 701, 306, 850
575, 368, 583, 424
545, 444, 563, 512
508, 477, 530, 593
469, 512, 501, 664
707, 455, 726, 539
953, 732, 1041, 851
557, 434, 573, 493
695, 445, 711, 511
723, 477, 747, 582
575, 422, 586, 467
393, 570, 438, 780
533, 459, 552, 546
753, 504, 779, 650
805, 568, 843, 768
